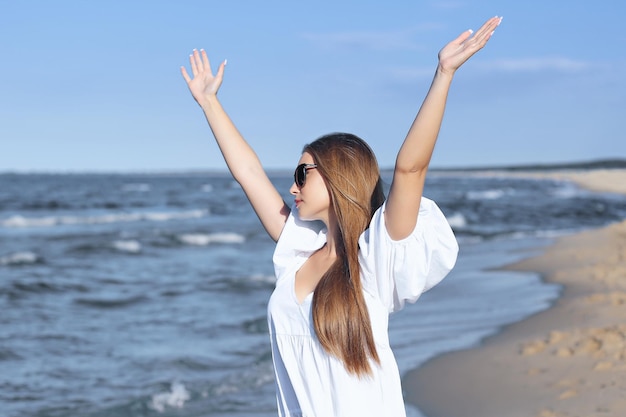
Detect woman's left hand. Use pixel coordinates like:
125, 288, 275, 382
181, 49, 226, 109
438, 16, 502, 75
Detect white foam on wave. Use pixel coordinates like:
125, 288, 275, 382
508, 228, 575, 240
112, 240, 142, 253
550, 183, 582, 199
1, 209, 208, 229
0, 251, 40, 266
249, 273, 276, 284
2, 216, 57, 228
122, 183, 151, 192
466, 188, 510, 200
149, 381, 190, 413
178, 232, 245, 246
446, 212, 467, 229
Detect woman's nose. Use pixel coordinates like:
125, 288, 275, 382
289, 182, 299, 195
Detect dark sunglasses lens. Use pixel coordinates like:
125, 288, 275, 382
295, 164, 306, 187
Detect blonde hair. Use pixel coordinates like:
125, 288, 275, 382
303, 133, 385, 376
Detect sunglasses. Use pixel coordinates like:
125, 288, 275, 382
294, 163, 318, 188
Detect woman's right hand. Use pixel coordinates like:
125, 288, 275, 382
437, 16, 502, 76
180, 49, 226, 108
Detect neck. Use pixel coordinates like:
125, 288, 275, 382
323, 212, 340, 258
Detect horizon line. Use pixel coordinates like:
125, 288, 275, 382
2, 158, 625, 175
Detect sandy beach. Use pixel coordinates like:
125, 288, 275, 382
405, 169, 626, 417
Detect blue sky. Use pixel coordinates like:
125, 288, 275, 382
1, 0, 625, 172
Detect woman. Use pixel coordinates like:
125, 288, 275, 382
181, 16, 502, 417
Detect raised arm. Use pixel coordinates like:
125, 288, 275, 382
181, 49, 290, 242
385, 16, 502, 240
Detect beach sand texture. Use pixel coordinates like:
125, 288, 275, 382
405, 169, 626, 417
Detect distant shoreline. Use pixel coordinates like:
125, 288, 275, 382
429, 158, 626, 172
432, 168, 626, 196
3, 158, 626, 176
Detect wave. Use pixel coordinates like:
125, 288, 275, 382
112, 240, 142, 253
146, 366, 275, 414
466, 188, 512, 200
549, 182, 585, 199
21, 200, 71, 210
0, 347, 22, 361
0, 251, 42, 266
9, 280, 89, 296
242, 316, 269, 334
178, 232, 245, 246
446, 212, 467, 229
149, 381, 190, 413
454, 227, 577, 243
507, 228, 576, 240
208, 274, 276, 294
66, 232, 244, 256
1, 209, 208, 229
121, 183, 151, 192
74, 295, 148, 309
248, 274, 276, 284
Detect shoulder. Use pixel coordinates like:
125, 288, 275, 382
361, 197, 444, 248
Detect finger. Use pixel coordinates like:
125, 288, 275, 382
464, 22, 496, 51
193, 49, 204, 73
473, 16, 501, 41
215, 59, 226, 82
476, 16, 499, 36
190, 52, 198, 76
454, 29, 473, 46
480, 17, 503, 45
180, 66, 191, 83
201, 49, 213, 74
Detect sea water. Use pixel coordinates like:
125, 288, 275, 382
1, 171, 625, 417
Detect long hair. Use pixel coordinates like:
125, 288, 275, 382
303, 132, 385, 377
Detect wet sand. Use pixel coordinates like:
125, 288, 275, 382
405, 169, 626, 417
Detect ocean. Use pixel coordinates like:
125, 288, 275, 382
1, 171, 625, 417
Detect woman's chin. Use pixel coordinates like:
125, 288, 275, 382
296, 208, 318, 222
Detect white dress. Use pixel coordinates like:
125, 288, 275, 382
268, 197, 458, 417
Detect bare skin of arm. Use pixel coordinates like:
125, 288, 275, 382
385, 16, 502, 240
181, 50, 289, 242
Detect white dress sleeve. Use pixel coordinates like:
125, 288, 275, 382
358, 197, 459, 313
